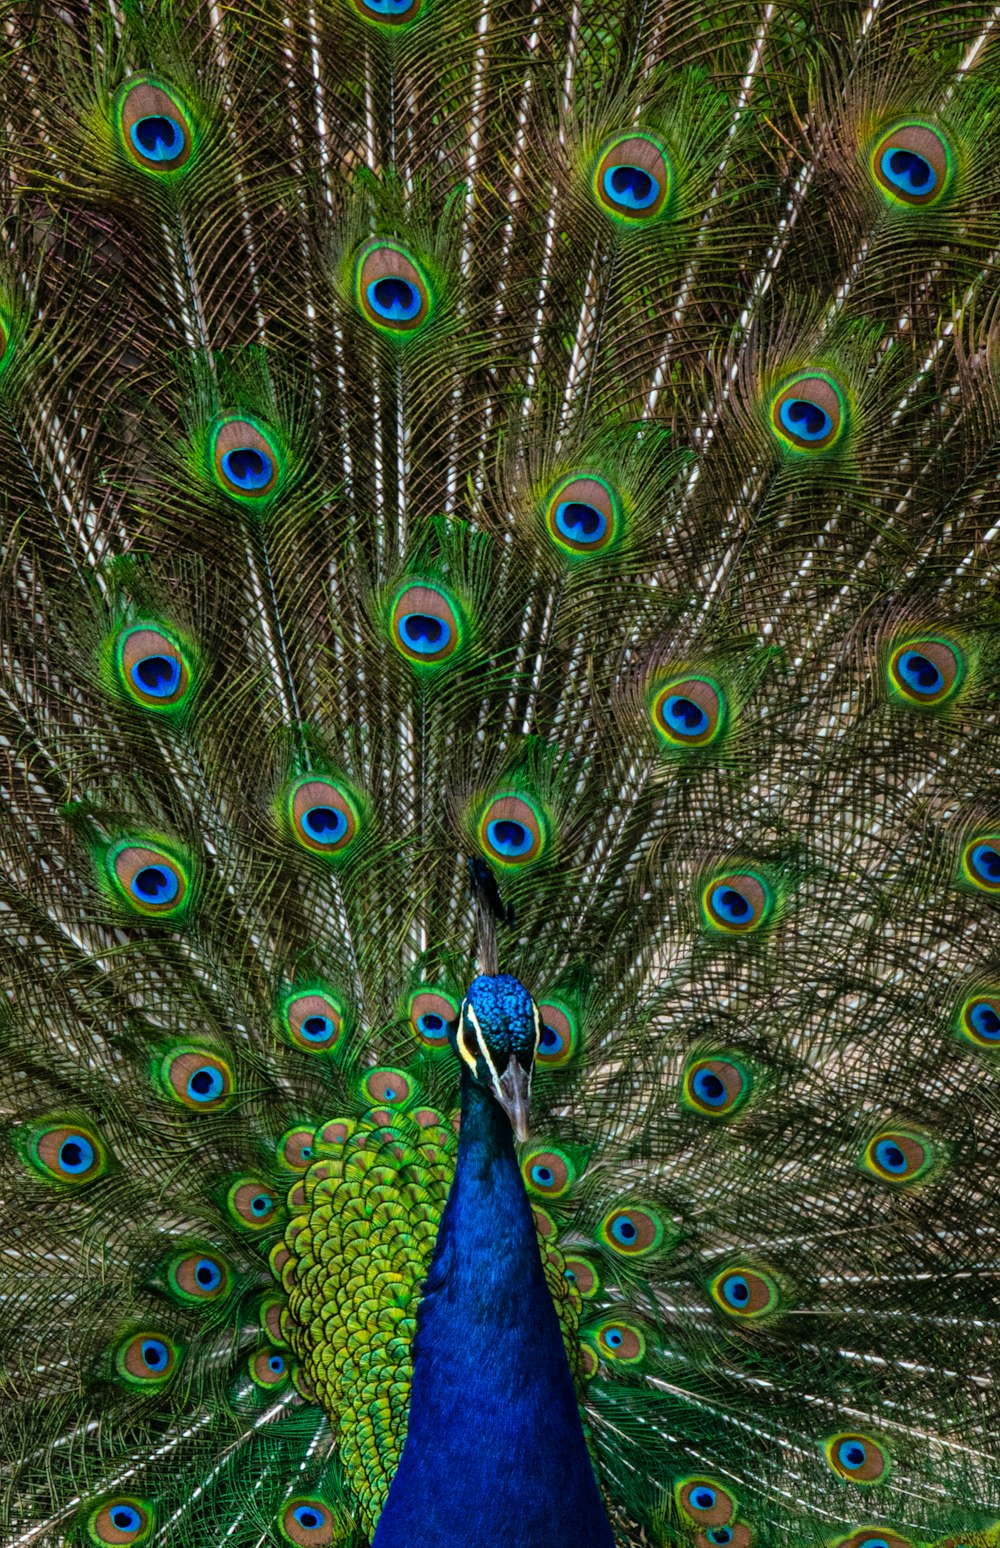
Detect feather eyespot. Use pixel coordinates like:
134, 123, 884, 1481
158, 1046, 233, 1111
116, 625, 192, 712
279, 1498, 337, 1547
871, 120, 952, 206
710, 1266, 781, 1319
521, 1146, 574, 1198
363, 1068, 413, 1107
166, 1250, 229, 1302
682, 1056, 752, 1116
598, 1206, 664, 1257
834, 1533, 912, 1548
115, 77, 194, 174
586, 1318, 646, 1363
887, 638, 963, 707
824, 1433, 888, 1484
677, 1480, 737, 1527
651, 674, 727, 751
24, 1123, 108, 1184
535, 999, 579, 1068
542, 474, 622, 557
477, 792, 549, 869
105, 839, 191, 918
563, 1255, 601, 1297
277, 1127, 316, 1171
317, 1118, 355, 1148
227, 1178, 279, 1229
250, 1348, 289, 1387
701, 1529, 753, 1548
960, 833, 1000, 894
770, 371, 846, 452
115, 1331, 181, 1387
958, 991, 1000, 1048
210, 417, 282, 500
579, 1342, 599, 1379
390, 582, 465, 669
285, 776, 362, 860
409, 988, 458, 1048
86, 1497, 154, 1545
701, 870, 773, 934
281, 987, 346, 1054
861, 1129, 935, 1185
354, 241, 434, 335
349, 0, 425, 26
593, 133, 673, 223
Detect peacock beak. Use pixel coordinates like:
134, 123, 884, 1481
492, 1055, 531, 1142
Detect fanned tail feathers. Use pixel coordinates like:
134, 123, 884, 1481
1, 2, 999, 1546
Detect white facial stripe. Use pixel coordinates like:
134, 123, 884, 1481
458, 1001, 497, 1077
531, 1004, 542, 1061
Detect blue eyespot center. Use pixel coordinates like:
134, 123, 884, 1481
132, 654, 181, 696
604, 164, 658, 209
554, 500, 607, 545
368, 277, 420, 321
605, 1327, 624, 1347
417, 1011, 445, 1034
294, 1505, 325, 1529
662, 695, 709, 736
712, 886, 751, 923
693, 1069, 727, 1105
875, 1139, 907, 1173
187, 1065, 224, 1102
132, 864, 179, 904
692, 1487, 717, 1511
971, 843, 1000, 883
723, 1274, 750, 1305
897, 650, 943, 694
268, 1354, 285, 1374
142, 1338, 168, 1369
487, 819, 532, 857
400, 612, 450, 653
222, 446, 273, 491
540, 1023, 561, 1051
882, 146, 934, 196
59, 1135, 95, 1173
611, 1217, 637, 1244
363, 0, 412, 12
195, 1258, 222, 1290
302, 805, 348, 844
251, 1193, 272, 1215
110, 1505, 142, 1532
838, 1439, 867, 1469
301, 1013, 336, 1043
708, 1531, 733, 1546
969, 1001, 1000, 1039
780, 397, 832, 441
131, 115, 184, 162
532, 1164, 554, 1187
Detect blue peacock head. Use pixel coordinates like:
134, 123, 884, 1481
454, 974, 541, 1141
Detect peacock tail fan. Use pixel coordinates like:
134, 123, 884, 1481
1, 2, 999, 1546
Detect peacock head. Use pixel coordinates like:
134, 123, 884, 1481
455, 973, 541, 1141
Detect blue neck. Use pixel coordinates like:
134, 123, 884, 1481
371, 1071, 615, 1548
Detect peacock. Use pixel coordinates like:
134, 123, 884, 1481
2, 1, 1000, 1545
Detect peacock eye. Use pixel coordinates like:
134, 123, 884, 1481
592, 133, 673, 223
824, 1431, 888, 1483
88, 1496, 154, 1544
279, 1497, 337, 1546
870, 120, 951, 206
